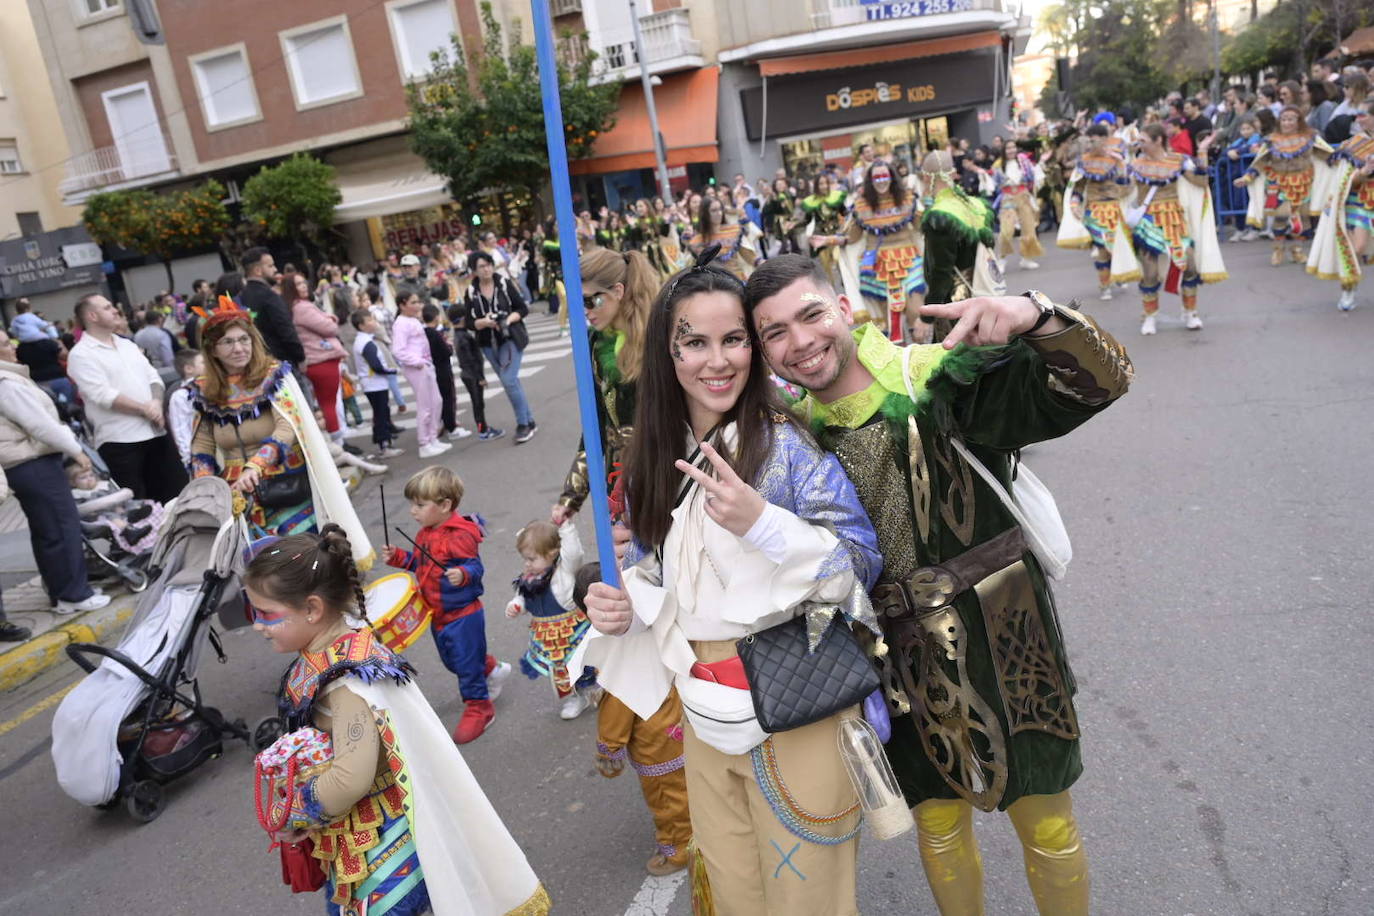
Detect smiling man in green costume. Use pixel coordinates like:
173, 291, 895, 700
747, 253, 1133, 915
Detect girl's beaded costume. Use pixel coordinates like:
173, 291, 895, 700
1127, 149, 1227, 325
509, 524, 596, 700
1307, 133, 1374, 307
274, 624, 549, 916
698, 211, 760, 282
1239, 128, 1334, 264
1058, 138, 1142, 292
845, 192, 927, 341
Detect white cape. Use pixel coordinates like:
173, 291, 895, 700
345, 677, 547, 916
1056, 175, 1092, 249
1306, 159, 1360, 288
1177, 178, 1228, 283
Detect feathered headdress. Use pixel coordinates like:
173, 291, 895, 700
193, 294, 251, 331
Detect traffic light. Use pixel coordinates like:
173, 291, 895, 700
707, 176, 716, 186
471, 213, 482, 226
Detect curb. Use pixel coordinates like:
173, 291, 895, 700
0, 597, 137, 693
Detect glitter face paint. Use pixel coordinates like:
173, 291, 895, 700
799, 292, 838, 327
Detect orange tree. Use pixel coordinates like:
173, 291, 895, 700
83, 180, 231, 292
240, 153, 341, 276
407, 1, 617, 219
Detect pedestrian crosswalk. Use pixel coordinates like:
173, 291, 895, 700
343, 313, 570, 440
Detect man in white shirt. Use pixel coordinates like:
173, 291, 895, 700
849, 142, 877, 190
67, 294, 188, 503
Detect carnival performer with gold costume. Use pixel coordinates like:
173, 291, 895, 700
248, 526, 549, 916
1235, 106, 1334, 267
1307, 99, 1374, 312
1058, 124, 1141, 300
693, 195, 761, 282
844, 159, 927, 343
549, 246, 695, 877
799, 173, 850, 291
1128, 123, 1227, 335
993, 140, 1045, 270
747, 254, 1134, 916
189, 301, 372, 564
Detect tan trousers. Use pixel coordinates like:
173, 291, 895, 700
597, 690, 693, 862
997, 192, 1045, 259
683, 639, 860, 916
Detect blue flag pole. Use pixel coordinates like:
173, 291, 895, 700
530, 0, 619, 585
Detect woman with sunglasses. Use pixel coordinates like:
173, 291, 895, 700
578, 248, 881, 914
548, 247, 696, 876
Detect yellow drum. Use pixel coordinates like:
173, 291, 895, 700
366, 573, 432, 653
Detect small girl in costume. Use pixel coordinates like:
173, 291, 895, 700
247, 524, 549, 916
505, 519, 596, 720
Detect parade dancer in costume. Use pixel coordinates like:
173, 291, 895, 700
993, 141, 1045, 271
578, 252, 882, 916
505, 519, 597, 719
1307, 100, 1374, 311
248, 525, 549, 916
761, 177, 802, 257
694, 196, 760, 282
550, 246, 695, 877
1058, 124, 1141, 300
748, 255, 1134, 916
625, 199, 675, 279
844, 160, 928, 343
1128, 124, 1227, 335
189, 304, 372, 560
799, 174, 850, 291
1234, 106, 1334, 267
917, 150, 1004, 343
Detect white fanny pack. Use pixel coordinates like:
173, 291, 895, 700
678, 675, 768, 756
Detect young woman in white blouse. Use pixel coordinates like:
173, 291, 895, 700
579, 249, 881, 916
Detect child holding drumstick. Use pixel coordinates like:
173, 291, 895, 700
385, 466, 511, 744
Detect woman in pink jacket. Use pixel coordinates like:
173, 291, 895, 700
283, 270, 345, 435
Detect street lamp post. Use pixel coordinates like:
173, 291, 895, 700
628, 0, 673, 202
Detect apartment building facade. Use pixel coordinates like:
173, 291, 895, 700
0, 0, 102, 319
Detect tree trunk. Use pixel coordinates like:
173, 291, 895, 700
163, 258, 175, 295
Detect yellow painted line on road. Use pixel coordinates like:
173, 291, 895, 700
0, 604, 134, 693
0, 678, 79, 737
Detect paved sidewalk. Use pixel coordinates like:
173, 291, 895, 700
0, 581, 137, 692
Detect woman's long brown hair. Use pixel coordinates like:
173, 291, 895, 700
623, 254, 802, 549
199, 314, 279, 404
862, 159, 905, 212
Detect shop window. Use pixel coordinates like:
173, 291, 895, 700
279, 16, 363, 111
17, 212, 42, 236
387, 0, 459, 81
189, 44, 261, 130
0, 141, 22, 174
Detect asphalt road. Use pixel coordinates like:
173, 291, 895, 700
1, 239, 1371, 916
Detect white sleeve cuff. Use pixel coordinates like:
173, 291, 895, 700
742, 502, 790, 565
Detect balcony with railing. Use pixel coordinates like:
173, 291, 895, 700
550, 0, 583, 16
591, 7, 702, 83
59, 133, 179, 201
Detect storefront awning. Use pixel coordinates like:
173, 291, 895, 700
332, 152, 453, 223
569, 67, 720, 176
757, 31, 1001, 78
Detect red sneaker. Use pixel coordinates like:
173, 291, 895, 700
453, 699, 495, 744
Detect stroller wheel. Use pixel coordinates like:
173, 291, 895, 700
122, 567, 150, 593
126, 780, 164, 823
252, 716, 285, 751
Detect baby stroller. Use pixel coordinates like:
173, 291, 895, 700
51, 477, 271, 823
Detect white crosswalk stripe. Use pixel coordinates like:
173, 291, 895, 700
342, 315, 571, 440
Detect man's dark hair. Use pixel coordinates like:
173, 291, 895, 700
240, 246, 269, 274
467, 250, 495, 271
744, 254, 833, 311
192, 278, 208, 293
215, 271, 245, 299
146, 310, 165, 325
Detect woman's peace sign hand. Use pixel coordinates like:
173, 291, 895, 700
673, 440, 766, 538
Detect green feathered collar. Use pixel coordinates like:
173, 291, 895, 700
921, 188, 997, 249
593, 329, 623, 387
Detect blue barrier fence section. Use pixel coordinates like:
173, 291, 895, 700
1211, 152, 1256, 228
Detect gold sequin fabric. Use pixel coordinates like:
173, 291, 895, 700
828, 422, 918, 585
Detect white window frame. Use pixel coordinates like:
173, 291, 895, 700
74, 0, 122, 25
278, 15, 365, 112
384, 0, 460, 83
188, 42, 263, 133
0, 140, 23, 175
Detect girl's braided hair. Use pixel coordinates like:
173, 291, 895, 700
244, 522, 369, 623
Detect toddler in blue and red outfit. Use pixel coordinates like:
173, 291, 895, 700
386, 465, 511, 744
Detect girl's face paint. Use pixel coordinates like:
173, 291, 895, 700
245, 586, 324, 654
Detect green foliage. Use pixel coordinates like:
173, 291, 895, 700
1221, 2, 1304, 76
241, 153, 341, 240
407, 1, 618, 207
1066, 0, 1173, 112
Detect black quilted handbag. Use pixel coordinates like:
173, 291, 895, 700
736, 612, 880, 733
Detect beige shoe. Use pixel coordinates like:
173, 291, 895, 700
645, 852, 689, 876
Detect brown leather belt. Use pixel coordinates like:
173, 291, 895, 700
871, 527, 1027, 634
